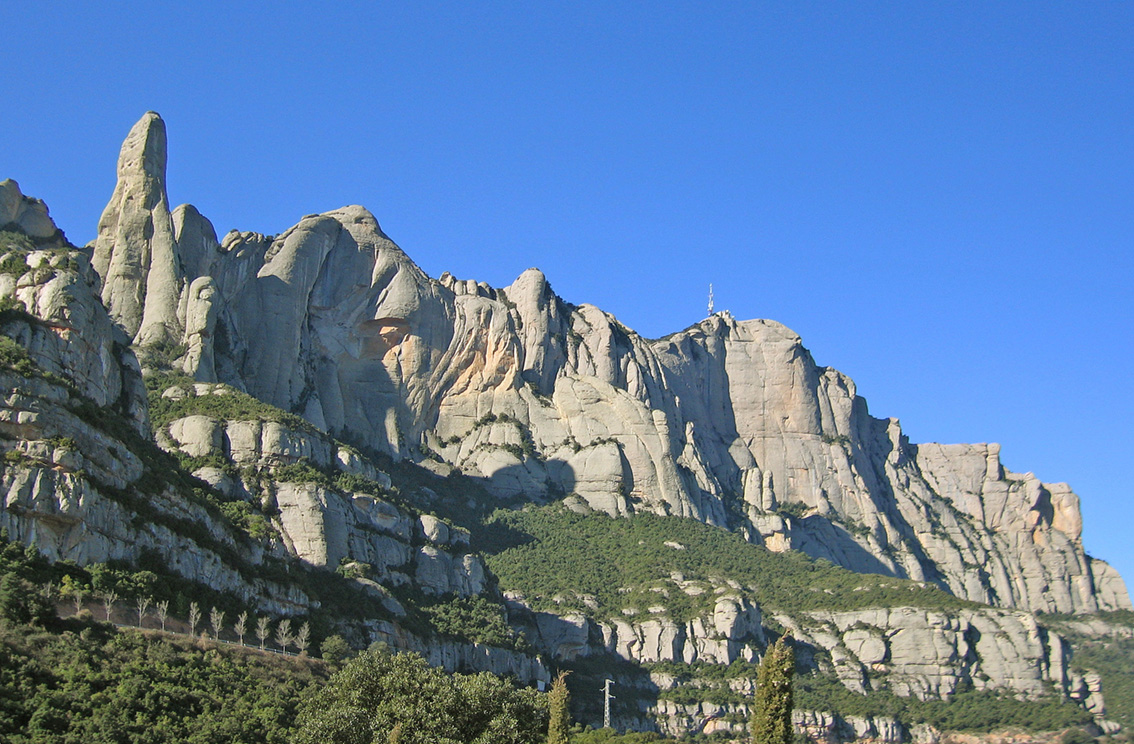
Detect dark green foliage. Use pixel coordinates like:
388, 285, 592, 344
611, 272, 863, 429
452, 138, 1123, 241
292, 646, 548, 744
1061, 729, 1096, 744
482, 505, 972, 621
319, 634, 353, 666
548, 671, 572, 744
568, 727, 675, 743
752, 638, 794, 744
0, 229, 34, 277
0, 620, 327, 743
792, 672, 1092, 733
774, 502, 809, 520
649, 658, 1092, 734
1047, 612, 1134, 731
332, 470, 393, 495
0, 294, 26, 314
0, 572, 53, 626
274, 459, 332, 485
219, 500, 275, 539
146, 373, 319, 434
0, 334, 42, 378
0, 227, 36, 253
419, 594, 528, 651
138, 338, 188, 370
468, 412, 544, 461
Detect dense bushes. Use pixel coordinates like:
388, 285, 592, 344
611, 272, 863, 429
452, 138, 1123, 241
482, 505, 972, 621
293, 646, 547, 744
420, 594, 529, 651
0, 619, 327, 743
1048, 613, 1134, 731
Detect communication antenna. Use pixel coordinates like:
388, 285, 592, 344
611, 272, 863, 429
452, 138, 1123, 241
602, 678, 615, 729
707, 284, 715, 316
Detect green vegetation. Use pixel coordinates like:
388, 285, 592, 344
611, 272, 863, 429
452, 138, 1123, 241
793, 671, 1091, 733
650, 660, 1093, 735
467, 412, 545, 462
417, 594, 529, 651
0, 330, 278, 561
548, 671, 572, 744
0, 227, 37, 253
0, 225, 78, 279
146, 372, 319, 434
0, 530, 556, 743
1047, 612, 1134, 731
0, 620, 326, 743
481, 505, 973, 621
752, 638, 794, 744
569, 727, 677, 743
0, 334, 42, 379
292, 646, 548, 744
0, 228, 35, 277
0, 531, 328, 743
774, 502, 809, 521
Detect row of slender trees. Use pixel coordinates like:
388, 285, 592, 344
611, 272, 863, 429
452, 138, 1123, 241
33, 573, 795, 743
39, 579, 312, 655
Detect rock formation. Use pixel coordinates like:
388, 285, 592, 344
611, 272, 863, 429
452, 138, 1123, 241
84, 113, 1125, 616
1, 112, 1130, 739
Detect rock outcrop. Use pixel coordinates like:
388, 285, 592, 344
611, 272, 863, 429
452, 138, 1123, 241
780, 607, 1070, 701
92, 112, 185, 345
1, 179, 62, 241
3, 113, 1130, 740
79, 113, 1128, 618
88, 121, 1115, 616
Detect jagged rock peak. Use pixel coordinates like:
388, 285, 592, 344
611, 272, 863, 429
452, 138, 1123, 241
92, 111, 183, 345
73, 112, 1133, 617
117, 111, 167, 183
0, 179, 61, 240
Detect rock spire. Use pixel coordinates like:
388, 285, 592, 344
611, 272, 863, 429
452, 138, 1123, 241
91, 111, 184, 345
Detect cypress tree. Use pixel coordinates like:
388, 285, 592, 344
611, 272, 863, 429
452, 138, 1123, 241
547, 670, 571, 744
751, 636, 795, 744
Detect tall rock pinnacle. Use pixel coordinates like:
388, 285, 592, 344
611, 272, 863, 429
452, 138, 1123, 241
92, 111, 183, 344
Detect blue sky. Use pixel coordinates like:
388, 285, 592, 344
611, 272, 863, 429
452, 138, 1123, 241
3, 3, 1132, 587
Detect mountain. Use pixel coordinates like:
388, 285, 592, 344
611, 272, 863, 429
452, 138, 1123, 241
0, 112, 1130, 741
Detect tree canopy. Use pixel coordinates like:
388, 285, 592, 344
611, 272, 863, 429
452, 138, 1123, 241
292, 647, 548, 744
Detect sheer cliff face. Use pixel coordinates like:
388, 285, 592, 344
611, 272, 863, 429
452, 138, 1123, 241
90, 113, 1129, 616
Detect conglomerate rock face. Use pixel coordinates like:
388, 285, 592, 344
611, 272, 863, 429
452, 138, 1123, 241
83, 113, 1126, 617
2, 112, 1131, 738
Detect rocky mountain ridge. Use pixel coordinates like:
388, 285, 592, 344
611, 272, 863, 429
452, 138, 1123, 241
1, 112, 1130, 740
91, 112, 1127, 616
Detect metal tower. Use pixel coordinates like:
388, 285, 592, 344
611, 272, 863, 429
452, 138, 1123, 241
602, 678, 614, 729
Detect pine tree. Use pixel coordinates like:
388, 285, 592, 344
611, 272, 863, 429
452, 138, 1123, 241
547, 670, 571, 744
751, 636, 795, 744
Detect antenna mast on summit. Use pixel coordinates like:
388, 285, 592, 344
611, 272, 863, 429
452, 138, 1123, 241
707, 284, 715, 316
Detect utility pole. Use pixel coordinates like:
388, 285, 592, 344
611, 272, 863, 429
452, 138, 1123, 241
602, 678, 614, 729
708, 284, 715, 316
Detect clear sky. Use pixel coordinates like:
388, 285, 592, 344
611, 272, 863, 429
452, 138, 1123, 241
3, 3, 1132, 588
